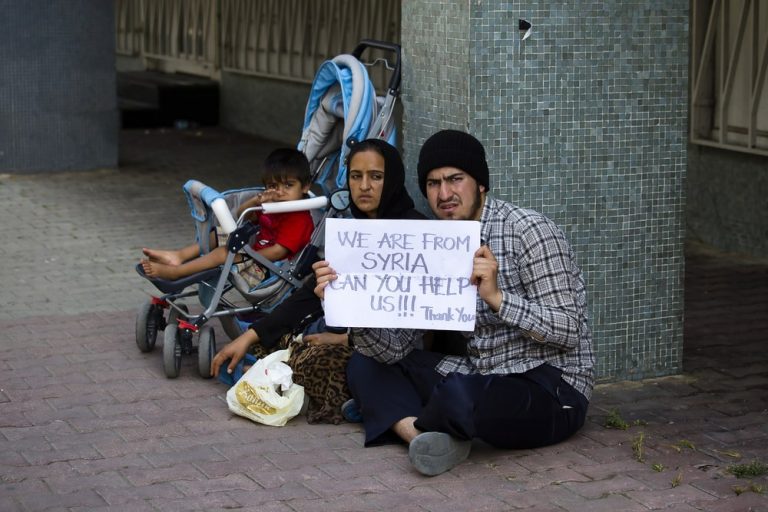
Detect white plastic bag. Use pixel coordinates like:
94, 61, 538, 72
226, 349, 304, 427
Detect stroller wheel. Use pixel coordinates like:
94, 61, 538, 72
136, 300, 162, 353
167, 304, 189, 327
197, 325, 216, 379
163, 324, 182, 378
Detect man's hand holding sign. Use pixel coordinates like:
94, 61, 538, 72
315, 218, 481, 330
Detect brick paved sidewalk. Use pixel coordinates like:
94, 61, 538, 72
0, 128, 766, 511
0, 128, 278, 321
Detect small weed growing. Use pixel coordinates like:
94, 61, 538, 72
671, 439, 695, 452
671, 471, 683, 487
632, 431, 645, 462
652, 463, 665, 472
728, 460, 768, 479
733, 483, 765, 496
604, 409, 629, 430
713, 448, 742, 459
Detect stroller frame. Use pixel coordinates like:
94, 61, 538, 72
135, 39, 401, 378
136, 186, 346, 379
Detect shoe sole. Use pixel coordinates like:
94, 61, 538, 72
409, 432, 471, 476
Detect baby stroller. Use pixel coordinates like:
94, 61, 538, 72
135, 39, 402, 378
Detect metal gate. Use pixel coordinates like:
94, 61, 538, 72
691, 0, 768, 156
115, 0, 400, 88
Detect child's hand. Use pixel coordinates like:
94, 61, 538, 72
258, 189, 279, 204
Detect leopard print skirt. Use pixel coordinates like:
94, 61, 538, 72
248, 335, 353, 424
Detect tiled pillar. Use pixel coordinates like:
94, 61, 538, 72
0, 1, 118, 172
402, 1, 688, 381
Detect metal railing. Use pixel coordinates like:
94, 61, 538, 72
691, 0, 768, 156
116, 0, 218, 76
221, 0, 399, 86
115, 0, 400, 88
115, 0, 144, 56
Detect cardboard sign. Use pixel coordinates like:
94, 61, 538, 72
323, 218, 480, 330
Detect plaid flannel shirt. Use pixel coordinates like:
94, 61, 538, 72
350, 196, 595, 400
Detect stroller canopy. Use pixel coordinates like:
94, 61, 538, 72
298, 54, 384, 196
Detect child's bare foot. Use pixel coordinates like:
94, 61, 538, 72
142, 248, 183, 266
140, 259, 180, 280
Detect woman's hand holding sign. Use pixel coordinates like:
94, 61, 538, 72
312, 260, 337, 300
471, 245, 503, 312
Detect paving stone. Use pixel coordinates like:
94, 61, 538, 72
561, 473, 651, 498
225, 481, 320, 507
625, 483, 720, 509
0, 477, 50, 498
0, 418, 73, 441
17, 488, 108, 511
21, 445, 103, 466
69, 453, 153, 475
0, 497, 22, 512
67, 414, 148, 433
193, 456, 278, 480
0, 450, 29, 467
265, 448, 350, 472
690, 492, 768, 512
69, 502, 157, 512
173, 473, 262, 495
97, 482, 185, 506
147, 493, 244, 511
43, 470, 132, 495
92, 437, 170, 459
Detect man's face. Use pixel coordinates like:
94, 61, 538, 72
425, 167, 485, 221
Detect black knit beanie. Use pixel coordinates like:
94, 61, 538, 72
417, 130, 490, 196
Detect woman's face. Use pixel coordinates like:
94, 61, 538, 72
348, 150, 385, 218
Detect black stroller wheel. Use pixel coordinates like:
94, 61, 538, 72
136, 300, 161, 353
197, 326, 216, 379
163, 324, 182, 378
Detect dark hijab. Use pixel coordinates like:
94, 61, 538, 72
346, 139, 425, 220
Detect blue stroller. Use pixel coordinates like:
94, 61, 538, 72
135, 40, 402, 378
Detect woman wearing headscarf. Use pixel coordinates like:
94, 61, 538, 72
211, 139, 425, 423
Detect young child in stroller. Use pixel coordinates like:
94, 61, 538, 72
140, 148, 315, 288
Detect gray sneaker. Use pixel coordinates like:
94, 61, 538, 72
408, 431, 472, 476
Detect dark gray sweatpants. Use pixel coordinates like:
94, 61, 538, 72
346, 350, 588, 448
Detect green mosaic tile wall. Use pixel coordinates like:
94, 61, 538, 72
402, 1, 688, 381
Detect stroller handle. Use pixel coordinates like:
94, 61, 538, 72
352, 39, 401, 94
231, 196, 328, 232
261, 196, 328, 214
211, 198, 237, 234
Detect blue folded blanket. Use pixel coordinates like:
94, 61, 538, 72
217, 353, 259, 387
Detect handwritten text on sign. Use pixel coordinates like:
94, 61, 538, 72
323, 218, 481, 330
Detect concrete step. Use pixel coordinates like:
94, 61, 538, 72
117, 70, 219, 128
